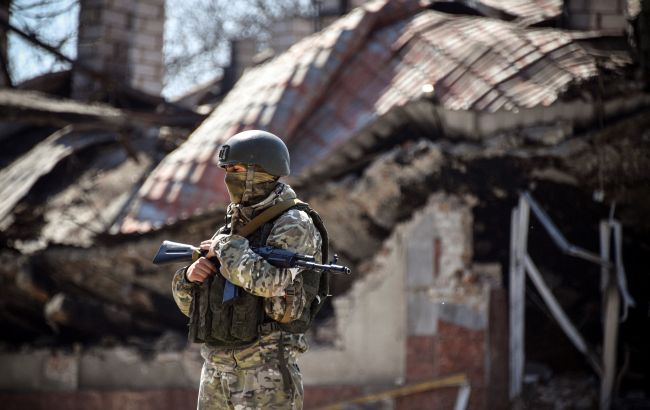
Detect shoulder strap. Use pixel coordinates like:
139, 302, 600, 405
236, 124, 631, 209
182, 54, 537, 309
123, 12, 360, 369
236, 198, 305, 238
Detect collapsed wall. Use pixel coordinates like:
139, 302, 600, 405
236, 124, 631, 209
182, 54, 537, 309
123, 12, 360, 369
302, 193, 507, 410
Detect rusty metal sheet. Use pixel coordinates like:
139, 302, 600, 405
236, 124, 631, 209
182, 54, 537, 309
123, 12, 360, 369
119, 2, 629, 233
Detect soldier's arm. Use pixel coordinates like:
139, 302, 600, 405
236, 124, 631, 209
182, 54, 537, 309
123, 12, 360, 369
171, 267, 195, 317
213, 209, 320, 298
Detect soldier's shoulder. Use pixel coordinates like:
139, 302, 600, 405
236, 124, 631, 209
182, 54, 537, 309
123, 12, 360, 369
274, 207, 314, 228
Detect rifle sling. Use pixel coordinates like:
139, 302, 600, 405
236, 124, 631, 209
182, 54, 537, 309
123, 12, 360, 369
236, 198, 306, 238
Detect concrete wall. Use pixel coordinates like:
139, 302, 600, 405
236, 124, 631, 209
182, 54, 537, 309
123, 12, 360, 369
0, 345, 201, 392
72, 0, 165, 99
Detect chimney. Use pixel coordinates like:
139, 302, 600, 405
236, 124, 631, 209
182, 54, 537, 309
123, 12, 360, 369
565, 0, 628, 33
230, 37, 258, 80
269, 16, 314, 54
72, 0, 165, 100
221, 37, 258, 92
316, 0, 350, 29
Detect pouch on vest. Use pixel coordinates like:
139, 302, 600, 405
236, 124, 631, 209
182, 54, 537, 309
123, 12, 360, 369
275, 204, 331, 333
187, 201, 330, 346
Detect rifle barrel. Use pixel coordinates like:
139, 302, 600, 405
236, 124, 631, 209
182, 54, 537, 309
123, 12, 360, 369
297, 261, 351, 274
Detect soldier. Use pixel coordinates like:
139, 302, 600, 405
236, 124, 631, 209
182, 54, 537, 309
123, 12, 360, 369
171, 130, 329, 410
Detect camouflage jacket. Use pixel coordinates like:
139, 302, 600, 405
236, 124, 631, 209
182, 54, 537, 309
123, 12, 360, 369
171, 183, 322, 330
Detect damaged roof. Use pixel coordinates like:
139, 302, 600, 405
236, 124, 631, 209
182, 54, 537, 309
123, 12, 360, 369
0, 127, 117, 231
0, 124, 155, 249
119, 0, 632, 233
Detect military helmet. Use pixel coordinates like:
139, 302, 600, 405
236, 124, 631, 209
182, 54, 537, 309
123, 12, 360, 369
217, 130, 290, 177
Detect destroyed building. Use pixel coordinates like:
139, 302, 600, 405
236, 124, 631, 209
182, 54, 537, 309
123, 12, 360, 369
1, 0, 650, 409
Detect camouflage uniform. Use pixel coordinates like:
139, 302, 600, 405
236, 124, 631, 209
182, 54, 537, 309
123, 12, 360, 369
172, 183, 321, 410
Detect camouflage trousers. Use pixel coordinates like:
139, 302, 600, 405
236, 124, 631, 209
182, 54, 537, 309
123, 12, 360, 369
197, 332, 307, 410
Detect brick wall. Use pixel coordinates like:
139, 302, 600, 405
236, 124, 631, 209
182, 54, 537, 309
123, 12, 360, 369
73, 0, 165, 99
394, 323, 487, 410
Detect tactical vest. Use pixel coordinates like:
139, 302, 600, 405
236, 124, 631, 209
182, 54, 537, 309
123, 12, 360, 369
187, 204, 330, 347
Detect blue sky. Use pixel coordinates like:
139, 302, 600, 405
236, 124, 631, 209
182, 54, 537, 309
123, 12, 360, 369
8, 0, 314, 99
9, 0, 232, 99
8, 0, 79, 85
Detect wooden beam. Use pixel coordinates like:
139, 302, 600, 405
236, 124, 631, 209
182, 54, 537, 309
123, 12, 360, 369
314, 373, 469, 410
0, 89, 206, 129
600, 221, 619, 410
509, 196, 529, 399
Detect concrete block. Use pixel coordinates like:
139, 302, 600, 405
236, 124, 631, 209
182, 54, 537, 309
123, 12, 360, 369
568, 0, 622, 13
0, 350, 79, 391
135, 1, 163, 19
109, 0, 134, 13
102, 8, 129, 28
142, 19, 165, 35
105, 26, 131, 43
79, 7, 102, 25
132, 32, 163, 48
600, 13, 627, 30
406, 239, 434, 288
141, 81, 164, 95
567, 0, 586, 12
43, 353, 79, 391
439, 302, 487, 330
590, 0, 624, 13
81, 0, 107, 8
131, 63, 160, 77
79, 348, 197, 389
139, 0, 165, 7
568, 12, 599, 30
139, 49, 163, 64
79, 24, 103, 40
407, 290, 439, 335
569, 12, 626, 31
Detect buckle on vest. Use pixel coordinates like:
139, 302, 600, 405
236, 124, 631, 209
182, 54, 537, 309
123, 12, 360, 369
258, 322, 280, 335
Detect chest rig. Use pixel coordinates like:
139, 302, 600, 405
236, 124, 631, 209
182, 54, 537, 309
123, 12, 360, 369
187, 203, 329, 347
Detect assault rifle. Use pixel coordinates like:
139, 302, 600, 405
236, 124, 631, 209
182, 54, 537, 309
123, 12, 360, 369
152, 240, 350, 302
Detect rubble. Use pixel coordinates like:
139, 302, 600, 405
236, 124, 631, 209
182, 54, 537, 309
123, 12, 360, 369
1, 1, 649, 409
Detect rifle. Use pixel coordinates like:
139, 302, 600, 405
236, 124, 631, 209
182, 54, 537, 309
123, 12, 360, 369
152, 240, 350, 302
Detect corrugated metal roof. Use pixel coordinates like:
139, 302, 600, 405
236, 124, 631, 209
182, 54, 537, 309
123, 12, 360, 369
119, 0, 628, 233
0, 127, 117, 231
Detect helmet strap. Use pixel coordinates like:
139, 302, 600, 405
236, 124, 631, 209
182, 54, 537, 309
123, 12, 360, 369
241, 165, 256, 204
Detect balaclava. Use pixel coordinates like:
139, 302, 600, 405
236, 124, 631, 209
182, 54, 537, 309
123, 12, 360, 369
224, 166, 278, 205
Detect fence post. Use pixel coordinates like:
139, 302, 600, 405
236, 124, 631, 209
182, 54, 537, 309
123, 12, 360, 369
600, 221, 619, 410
